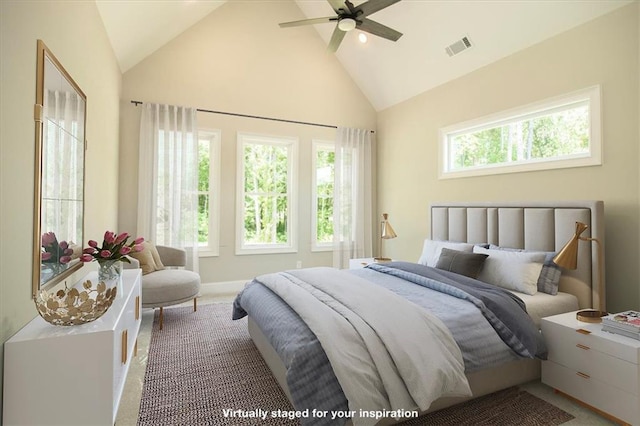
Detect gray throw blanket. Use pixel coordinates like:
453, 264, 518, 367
250, 267, 471, 426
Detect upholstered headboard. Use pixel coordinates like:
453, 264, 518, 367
430, 201, 605, 310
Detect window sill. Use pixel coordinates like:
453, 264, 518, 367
235, 246, 298, 255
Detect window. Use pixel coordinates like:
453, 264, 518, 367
197, 129, 221, 256
439, 86, 601, 179
312, 140, 335, 251
236, 132, 298, 254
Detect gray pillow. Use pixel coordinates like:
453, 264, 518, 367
436, 248, 489, 279
488, 244, 561, 295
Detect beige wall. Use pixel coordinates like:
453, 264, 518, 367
377, 3, 640, 313
119, 1, 377, 283
0, 0, 122, 414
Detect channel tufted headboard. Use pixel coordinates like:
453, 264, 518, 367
430, 200, 605, 310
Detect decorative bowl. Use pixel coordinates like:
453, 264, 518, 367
35, 280, 117, 326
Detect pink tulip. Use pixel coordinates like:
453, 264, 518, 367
41, 232, 56, 246
100, 250, 112, 258
64, 248, 73, 255
88, 240, 98, 248
83, 247, 96, 254
134, 244, 144, 252
60, 256, 71, 264
119, 246, 132, 255
115, 232, 129, 244
42, 252, 52, 261
59, 241, 68, 250
134, 237, 145, 245
80, 254, 93, 262
104, 231, 116, 244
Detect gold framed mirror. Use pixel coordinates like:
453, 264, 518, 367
32, 40, 86, 298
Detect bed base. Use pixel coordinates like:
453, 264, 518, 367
248, 317, 541, 424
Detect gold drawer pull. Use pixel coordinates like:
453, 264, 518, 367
135, 295, 140, 320
576, 371, 590, 379
121, 330, 128, 364
576, 343, 590, 350
576, 328, 591, 335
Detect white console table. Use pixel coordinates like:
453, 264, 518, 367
3, 269, 142, 426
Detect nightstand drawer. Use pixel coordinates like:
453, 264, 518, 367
544, 323, 638, 394
542, 316, 640, 364
543, 360, 639, 424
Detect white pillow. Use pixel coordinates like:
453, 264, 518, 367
473, 246, 545, 295
418, 239, 474, 267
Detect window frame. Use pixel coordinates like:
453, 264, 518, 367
311, 139, 335, 252
197, 129, 221, 257
235, 132, 298, 255
439, 85, 602, 179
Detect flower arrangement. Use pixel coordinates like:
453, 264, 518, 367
80, 231, 144, 265
41, 231, 73, 264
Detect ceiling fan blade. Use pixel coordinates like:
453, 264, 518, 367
279, 17, 336, 28
355, 0, 402, 18
357, 18, 402, 41
344, 0, 357, 14
327, 0, 347, 14
327, 25, 347, 52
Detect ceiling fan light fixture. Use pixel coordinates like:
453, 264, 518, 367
338, 18, 356, 32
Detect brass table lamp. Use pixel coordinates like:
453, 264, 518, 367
553, 221, 606, 323
374, 213, 397, 262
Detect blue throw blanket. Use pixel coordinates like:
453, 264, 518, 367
366, 262, 547, 359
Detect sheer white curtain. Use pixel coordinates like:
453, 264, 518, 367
41, 90, 84, 244
137, 103, 199, 271
332, 127, 374, 268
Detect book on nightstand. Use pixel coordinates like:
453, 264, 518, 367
602, 310, 640, 340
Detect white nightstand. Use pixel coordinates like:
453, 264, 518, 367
541, 311, 640, 425
348, 258, 394, 269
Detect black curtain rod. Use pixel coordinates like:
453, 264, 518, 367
130, 100, 374, 133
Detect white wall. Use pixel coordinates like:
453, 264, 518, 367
376, 3, 640, 313
118, 0, 377, 283
0, 1, 122, 414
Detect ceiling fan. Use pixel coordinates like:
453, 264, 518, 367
279, 0, 403, 52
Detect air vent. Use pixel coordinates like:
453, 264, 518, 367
446, 36, 473, 57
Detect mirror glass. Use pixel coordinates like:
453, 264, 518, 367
33, 40, 86, 297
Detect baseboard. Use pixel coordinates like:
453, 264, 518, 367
200, 280, 247, 296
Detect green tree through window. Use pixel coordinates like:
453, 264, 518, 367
449, 106, 589, 170
196, 130, 220, 254
237, 133, 297, 254
313, 142, 335, 249
441, 86, 601, 178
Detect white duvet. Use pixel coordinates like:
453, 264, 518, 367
255, 267, 471, 426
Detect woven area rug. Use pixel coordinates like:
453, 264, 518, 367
138, 303, 574, 426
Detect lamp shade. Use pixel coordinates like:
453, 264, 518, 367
553, 222, 589, 270
381, 213, 397, 239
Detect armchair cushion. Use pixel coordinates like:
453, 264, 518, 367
141, 269, 200, 308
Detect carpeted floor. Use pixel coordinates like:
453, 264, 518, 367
137, 303, 574, 426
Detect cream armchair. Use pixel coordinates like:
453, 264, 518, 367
126, 245, 200, 330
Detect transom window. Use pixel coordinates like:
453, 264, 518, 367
439, 86, 601, 179
236, 132, 298, 254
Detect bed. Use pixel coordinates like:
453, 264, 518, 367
232, 200, 605, 425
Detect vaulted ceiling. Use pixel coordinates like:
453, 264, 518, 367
96, 0, 632, 111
